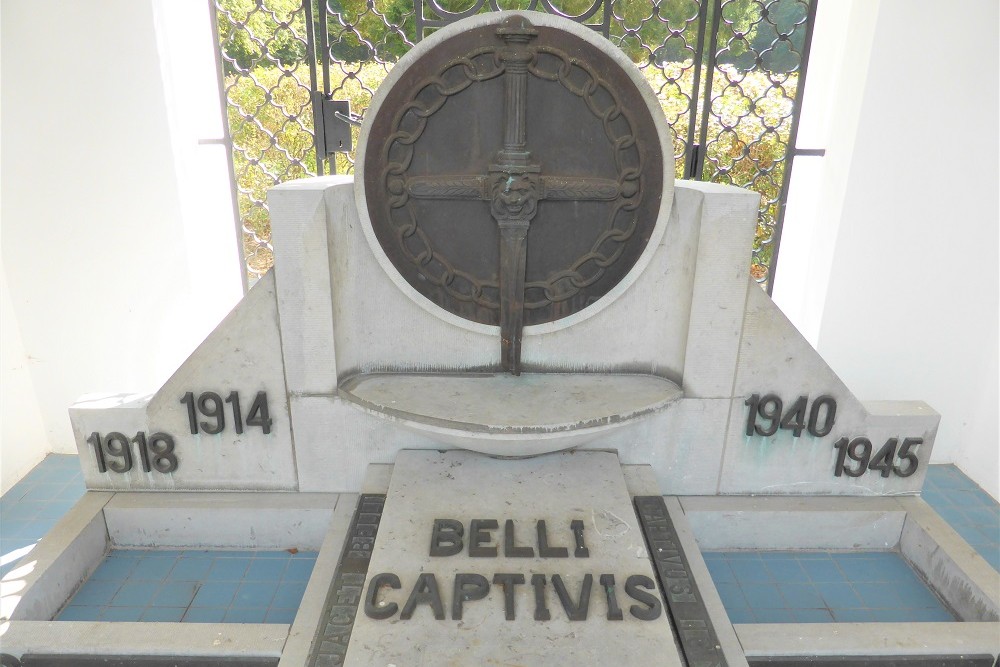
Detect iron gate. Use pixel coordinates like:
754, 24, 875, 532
212, 0, 818, 290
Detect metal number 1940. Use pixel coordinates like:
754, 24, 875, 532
180, 391, 272, 435
744, 394, 837, 438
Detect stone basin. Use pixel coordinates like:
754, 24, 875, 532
338, 372, 683, 456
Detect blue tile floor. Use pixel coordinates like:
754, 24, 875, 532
1, 454, 86, 579
704, 550, 956, 623
921, 464, 1000, 572
56, 549, 316, 623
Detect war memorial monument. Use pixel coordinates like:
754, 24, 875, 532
1, 11, 997, 667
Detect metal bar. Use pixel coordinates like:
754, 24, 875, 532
207, 0, 249, 294
304, 0, 325, 177
18, 658, 278, 667
318, 0, 331, 97
693, 0, 723, 180
764, 0, 821, 294
683, 0, 711, 178
307, 494, 386, 667
686, 144, 701, 179
334, 110, 363, 127
413, 0, 425, 43
792, 147, 826, 157
418, 17, 608, 34
318, 0, 334, 175
747, 657, 997, 667
633, 496, 729, 667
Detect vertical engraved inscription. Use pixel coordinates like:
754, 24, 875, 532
309, 495, 385, 667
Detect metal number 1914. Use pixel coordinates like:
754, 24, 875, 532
181, 391, 272, 435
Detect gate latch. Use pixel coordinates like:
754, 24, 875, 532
313, 94, 361, 157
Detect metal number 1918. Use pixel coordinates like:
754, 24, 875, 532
87, 431, 178, 474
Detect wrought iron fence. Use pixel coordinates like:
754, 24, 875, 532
212, 0, 817, 289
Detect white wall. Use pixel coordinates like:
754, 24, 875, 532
775, 0, 999, 499
0, 3, 50, 494
771, 0, 881, 343
1, 260, 49, 492
0, 0, 241, 489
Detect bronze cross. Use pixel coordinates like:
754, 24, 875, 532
404, 16, 628, 375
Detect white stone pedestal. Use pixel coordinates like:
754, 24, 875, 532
343, 450, 683, 666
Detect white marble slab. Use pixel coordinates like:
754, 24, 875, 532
345, 450, 682, 666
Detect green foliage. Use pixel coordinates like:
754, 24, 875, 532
218, 0, 808, 71
217, 0, 309, 73
601, 0, 806, 72
224, 66, 316, 274
714, 0, 808, 73
324, 0, 418, 62
643, 61, 796, 279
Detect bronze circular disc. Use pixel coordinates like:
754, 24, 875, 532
359, 12, 666, 327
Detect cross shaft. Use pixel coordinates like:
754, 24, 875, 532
403, 16, 625, 374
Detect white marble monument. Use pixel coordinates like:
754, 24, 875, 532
3, 10, 993, 667
69, 14, 938, 500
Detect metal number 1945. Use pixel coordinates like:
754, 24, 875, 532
833, 436, 921, 478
